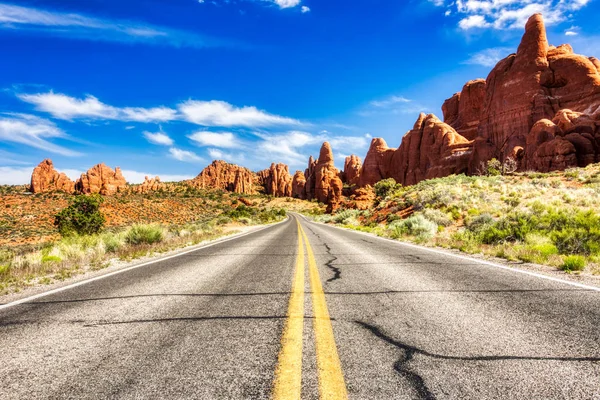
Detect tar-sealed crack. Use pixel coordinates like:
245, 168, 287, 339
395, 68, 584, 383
323, 243, 341, 283
356, 320, 600, 399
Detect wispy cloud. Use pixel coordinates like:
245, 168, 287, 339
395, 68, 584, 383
0, 3, 231, 48
168, 147, 204, 163
18, 92, 177, 123
188, 131, 241, 148
429, 0, 592, 30
18, 90, 304, 129
0, 113, 81, 156
143, 131, 174, 146
179, 100, 302, 128
359, 94, 429, 116
463, 47, 513, 67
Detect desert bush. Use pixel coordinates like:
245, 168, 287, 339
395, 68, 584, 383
55, 194, 106, 236
333, 209, 361, 225
125, 224, 165, 245
561, 255, 586, 272
422, 208, 453, 227
374, 178, 399, 199
389, 214, 437, 240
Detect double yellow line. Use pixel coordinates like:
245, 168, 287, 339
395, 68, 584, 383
273, 219, 348, 400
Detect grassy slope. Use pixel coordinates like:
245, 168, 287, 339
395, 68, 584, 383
311, 164, 600, 276
0, 186, 316, 295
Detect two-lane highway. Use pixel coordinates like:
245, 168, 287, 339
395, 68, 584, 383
1, 214, 599, 399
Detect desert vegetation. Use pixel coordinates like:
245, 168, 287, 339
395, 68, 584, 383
309, 163, 600, 276
0, 187, 292, 294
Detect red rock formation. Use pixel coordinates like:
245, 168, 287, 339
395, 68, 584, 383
442, 79, 486, 140
75, 164, 127, 195
303, 156, 317, 200
30, 159, 75, 194
358, 138, 395, 187
526, 109, 599, 171
467, 13, 600, 172
134, 176, 166, 194
300, 143, 343, 211
188, 160, 256, 194
257, 163, 293, 197
343, 155, 362, 186
292, 171, 306, 199
390, 114, 472, 185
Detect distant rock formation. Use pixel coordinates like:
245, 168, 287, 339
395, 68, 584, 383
257, 163, 293, 197
30, 159, 75, 194
75, 163, 128, 196
133, 176, 166, 194
343, 155, 362, 186
292, 171, 306, 199
359, 138, 395, 187
390, 114, 473, 186
300, 142, 343, 212
188, 160, 256, 194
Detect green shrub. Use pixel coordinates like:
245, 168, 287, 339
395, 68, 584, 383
41, 255, 62, 264
422, 208, 453, 227
561, 255, 586, 272
125, 225, 165, 245
374, 178, 399, 199
390, 214, 438, 240
55, 195, 106, 236
486, 158, 502, 176
102, 233, 125, 253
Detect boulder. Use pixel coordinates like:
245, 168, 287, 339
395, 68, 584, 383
188, 160, 256, 194
75, 163, 127, 195
30, 159, 75, 194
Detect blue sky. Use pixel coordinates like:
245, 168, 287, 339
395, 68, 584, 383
1, 0, 599, 184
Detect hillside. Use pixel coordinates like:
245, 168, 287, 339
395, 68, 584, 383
310, 163, 600, 276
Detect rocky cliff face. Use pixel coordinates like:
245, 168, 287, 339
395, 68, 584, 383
358, 138, 395, 187
188, 160, 256, 194
75, 164, 127, 195
390, 114, 473, 185
466, 13, 600, 172
442, 79, 486, 141
30, 159, 75, 194
343, 155, 362, 186
292, 171, 306, 199
257, 163, 293, 197
297, 143, 343, 211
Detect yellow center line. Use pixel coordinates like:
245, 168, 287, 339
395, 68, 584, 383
299, 222, 348, 400
272, 223, 305, 400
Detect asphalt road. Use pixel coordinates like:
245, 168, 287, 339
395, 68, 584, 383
1, 214, 599, 399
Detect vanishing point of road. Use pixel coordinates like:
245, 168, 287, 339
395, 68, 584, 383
1, 214, 599, 399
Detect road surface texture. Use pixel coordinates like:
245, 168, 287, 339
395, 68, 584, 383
1, 214, 599, 399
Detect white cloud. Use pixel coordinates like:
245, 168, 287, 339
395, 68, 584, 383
0, 3, 227, 48
301, 6, 311, 13
565, 26, 580, 36
463, 46, 513, 67
121, 170, 194, 184
370, 95, 412, 108
0, 166, 35, 185
273, 0, 302, 8
179, 100, 302, 128
18, 92, 177, 122
168, 147, 203, 163
430, 0, 592, 31
143, 131, 174, 146
0, 114, 80, 156
188, 131, 241, 148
